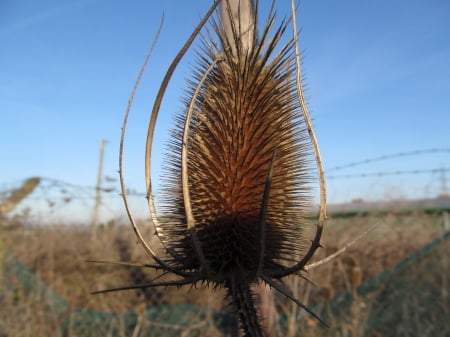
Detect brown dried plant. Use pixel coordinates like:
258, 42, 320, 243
0, 177, 40, 228
0, 177, 40, 216
94, 1, 327, 336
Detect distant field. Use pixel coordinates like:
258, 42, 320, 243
1, 209, 448, 336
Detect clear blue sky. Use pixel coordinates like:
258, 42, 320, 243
1, 0, 450, 222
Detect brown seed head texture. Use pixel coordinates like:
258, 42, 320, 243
160, 12, 313, 281
111, 1, 326, 336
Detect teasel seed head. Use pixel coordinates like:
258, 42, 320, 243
102, 1, 328, 335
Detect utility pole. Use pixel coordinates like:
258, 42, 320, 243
92, 139, 107, 238
439, 165, 449, 198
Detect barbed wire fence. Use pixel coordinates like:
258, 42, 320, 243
326, 148, 450, 203
327, 148, 450, 173
0, 176, 147, 226
1, 148, 449, 226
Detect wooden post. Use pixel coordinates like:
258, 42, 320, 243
92, 140, 107, 238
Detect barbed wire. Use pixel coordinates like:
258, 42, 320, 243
327, 148, 450, 172
2, 148, 447, 198
1, 177, 146, 200
328, 167, 450, 180
0, 176, 148, 224
1, 148, 449, 223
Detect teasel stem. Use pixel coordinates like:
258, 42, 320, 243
228, 278, 264, 337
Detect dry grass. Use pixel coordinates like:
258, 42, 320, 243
304, 210, 442, 304
279, 210, 448, 337
1, 222, 226, 312
0, 209, 448, 336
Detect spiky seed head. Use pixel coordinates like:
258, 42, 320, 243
158, 5, 314, 284
104, 1, 326, 335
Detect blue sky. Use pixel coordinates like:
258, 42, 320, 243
1, 0, 450, 222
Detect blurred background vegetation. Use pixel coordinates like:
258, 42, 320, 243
1, 176, 449, 336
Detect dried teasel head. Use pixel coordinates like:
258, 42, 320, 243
98, 1, 328, 336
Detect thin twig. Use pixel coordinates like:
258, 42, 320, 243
86, 259, 161, 269
306, 222, 379, 270
130, 313, 144, 337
